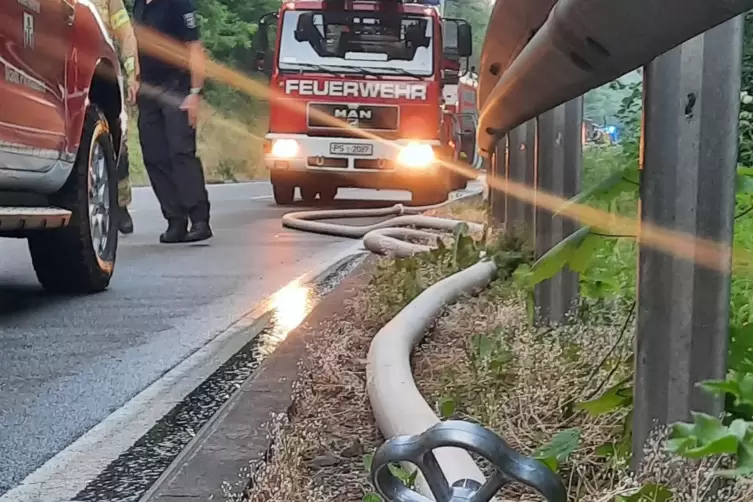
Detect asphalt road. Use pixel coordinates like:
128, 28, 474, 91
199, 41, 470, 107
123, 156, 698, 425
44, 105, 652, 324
0, 181, 416, 495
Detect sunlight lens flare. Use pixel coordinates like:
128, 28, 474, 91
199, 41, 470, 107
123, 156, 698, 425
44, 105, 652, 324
256, 281, 312, 358
398, 143, 435, 168
126, 23, 753, 278
270, 138, 300, 158
271, 281, 310, 333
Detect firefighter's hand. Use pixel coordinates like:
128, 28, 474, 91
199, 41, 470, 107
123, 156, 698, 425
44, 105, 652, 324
127, 79, 139, 105
180, 94, 200, 128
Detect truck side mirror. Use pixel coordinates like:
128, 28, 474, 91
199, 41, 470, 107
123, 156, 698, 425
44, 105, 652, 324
295, 12, 316, 42
254, 51, 266, 72
252, 12, 277, 75
253, 28, 269, 53
456, 22, 472, 58
441, 18, 472, 59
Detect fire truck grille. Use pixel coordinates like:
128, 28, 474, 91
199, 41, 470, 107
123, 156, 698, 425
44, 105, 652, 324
306, 156, 348, 168
308, 103, 399, 131
305, 129, 400, 140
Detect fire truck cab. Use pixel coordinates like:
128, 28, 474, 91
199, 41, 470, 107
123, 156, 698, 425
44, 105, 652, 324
253, 0, 474, 206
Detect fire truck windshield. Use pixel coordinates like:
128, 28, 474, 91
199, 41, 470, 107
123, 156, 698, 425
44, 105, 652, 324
278, 10, 434, 77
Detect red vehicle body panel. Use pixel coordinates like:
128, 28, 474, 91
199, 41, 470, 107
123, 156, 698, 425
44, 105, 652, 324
458, 77, 478, 121
66, 0, 123, 157
0, 0, 69, 152
269, 75, 442, 140
0, 0, 122, 164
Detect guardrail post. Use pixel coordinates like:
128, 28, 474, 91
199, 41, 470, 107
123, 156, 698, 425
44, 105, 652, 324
534, 97, 583, 326
632, 17, 743, 468
506, 120, 537, 240
489, 136, 508, 226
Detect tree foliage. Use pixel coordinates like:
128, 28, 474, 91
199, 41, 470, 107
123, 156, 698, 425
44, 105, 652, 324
443, 0, 493, 69
125, 0, 279, 72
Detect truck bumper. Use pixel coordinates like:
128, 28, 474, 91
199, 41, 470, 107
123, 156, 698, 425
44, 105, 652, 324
263, 133, 448, 190
0, 142, 75, 194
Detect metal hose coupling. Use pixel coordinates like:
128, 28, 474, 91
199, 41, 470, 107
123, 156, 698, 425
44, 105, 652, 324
370, 421, 567, 502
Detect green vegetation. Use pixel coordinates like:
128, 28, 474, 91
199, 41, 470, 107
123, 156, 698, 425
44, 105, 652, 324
443, 0, 493, 69
241, 9, 753, 502
483, 11, 753, 498
584, 70, 642, 126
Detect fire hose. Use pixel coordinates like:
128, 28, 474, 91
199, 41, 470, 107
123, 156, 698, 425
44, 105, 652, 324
281, 191, 567, 501
281, 191, 484, 257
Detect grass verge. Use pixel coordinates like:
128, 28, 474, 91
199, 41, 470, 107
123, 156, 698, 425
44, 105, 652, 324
244, 196, 753, 501
126, 99, 268, 186
424, 194, 487, 224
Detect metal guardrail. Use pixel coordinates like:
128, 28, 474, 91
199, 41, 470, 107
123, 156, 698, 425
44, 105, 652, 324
370, 421, 567, 502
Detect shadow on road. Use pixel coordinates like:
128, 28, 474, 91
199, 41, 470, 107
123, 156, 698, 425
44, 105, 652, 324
0, 283, 71, 317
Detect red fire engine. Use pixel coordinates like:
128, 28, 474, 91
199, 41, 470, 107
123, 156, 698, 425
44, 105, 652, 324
253, 0, 475, 205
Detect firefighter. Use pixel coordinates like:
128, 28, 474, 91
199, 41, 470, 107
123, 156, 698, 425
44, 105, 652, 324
91, 0, 140, 235
132, 0, 212, 243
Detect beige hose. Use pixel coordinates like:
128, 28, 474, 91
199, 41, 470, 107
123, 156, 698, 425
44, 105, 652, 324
280, 188, 496, 499
281, 191, 485, 257
367, 260, 498, 496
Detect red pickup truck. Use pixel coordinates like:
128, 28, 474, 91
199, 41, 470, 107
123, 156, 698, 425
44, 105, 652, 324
0, 0, 125, 293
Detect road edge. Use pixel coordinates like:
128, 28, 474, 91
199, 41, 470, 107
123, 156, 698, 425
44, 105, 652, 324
0, 241, 366, 502
138, 186, 486, 501
140, 256, 377, 502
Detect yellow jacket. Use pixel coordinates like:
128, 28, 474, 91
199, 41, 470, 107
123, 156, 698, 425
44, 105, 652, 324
90, 0, 139, 81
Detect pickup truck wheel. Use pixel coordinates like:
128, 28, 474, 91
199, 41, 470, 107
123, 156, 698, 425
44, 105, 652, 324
273, 183, 295, 205
299, 185, 317, 204
28, 105, 118, 293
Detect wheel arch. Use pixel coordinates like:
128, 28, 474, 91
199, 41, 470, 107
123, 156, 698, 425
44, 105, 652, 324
88, 58, 125, 161
65, 0, 125, 163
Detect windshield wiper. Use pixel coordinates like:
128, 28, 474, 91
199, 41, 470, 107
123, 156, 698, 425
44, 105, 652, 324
369, 67, 425, 79
282, 62, 425, 79
283, 63, 360, 75
357, 67, 387, 79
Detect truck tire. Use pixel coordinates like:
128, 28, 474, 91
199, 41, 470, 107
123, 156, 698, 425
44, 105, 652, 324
319, 186, 337, 203
273, 183, 295, 205
300, 185, 317, 204
28, 105, 118, 294
451, 173, 468, 191
412, 186, 449, 206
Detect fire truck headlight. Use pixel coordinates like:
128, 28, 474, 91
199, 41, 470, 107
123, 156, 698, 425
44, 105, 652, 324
271, 139, 299, 158
398, 143, 435, 168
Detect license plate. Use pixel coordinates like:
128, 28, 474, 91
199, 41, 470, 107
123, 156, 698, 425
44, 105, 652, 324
330, 143, 373, 156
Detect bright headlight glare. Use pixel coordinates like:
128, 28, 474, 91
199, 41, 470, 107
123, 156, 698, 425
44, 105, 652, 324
398, 143, 435, 168
271, 139, 299, 158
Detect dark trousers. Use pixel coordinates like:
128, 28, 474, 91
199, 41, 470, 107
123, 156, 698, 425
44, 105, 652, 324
137, 86, 210, 224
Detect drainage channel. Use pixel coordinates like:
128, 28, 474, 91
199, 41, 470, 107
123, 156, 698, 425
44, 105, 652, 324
73, 253, 367, 502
